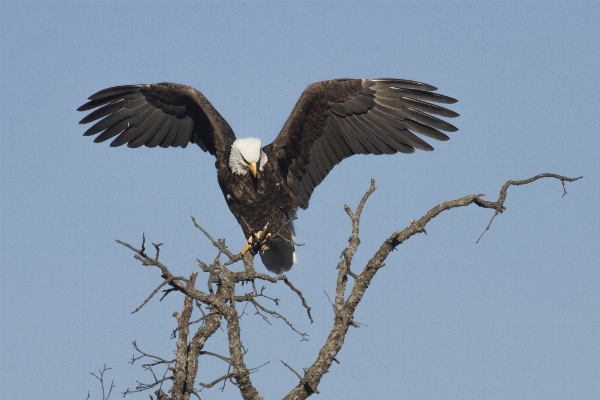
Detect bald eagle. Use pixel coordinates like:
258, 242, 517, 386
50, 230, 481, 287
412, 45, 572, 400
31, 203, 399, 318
78, 79, 458, 274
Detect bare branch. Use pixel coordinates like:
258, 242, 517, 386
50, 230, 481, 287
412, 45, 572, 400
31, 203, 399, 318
131, 280, 170, 314
283, 173, 580, 399
335, 179, 377, 312
141, 233, 146, 257
90, 364, 115, 400
154, 388, 171, 400
251, 299, 309, 340
283, 278, 313, 323
280, 360, 303, 381
153, 242, 163, 260
221, 284, 262, 399
192, 216, 240, 262
183, 289, 224, 398
270, 217, 305, 247
199, 351, 232, 365
130, 341, 175, 367
198, 371, 237, 389
171, 272, 198, 397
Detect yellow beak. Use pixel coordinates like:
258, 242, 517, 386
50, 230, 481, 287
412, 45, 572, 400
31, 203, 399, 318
248, 162, 258, 178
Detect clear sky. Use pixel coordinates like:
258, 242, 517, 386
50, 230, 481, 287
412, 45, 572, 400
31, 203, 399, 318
1, 1, 599, 399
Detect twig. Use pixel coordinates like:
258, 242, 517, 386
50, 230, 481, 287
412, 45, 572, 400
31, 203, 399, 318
251, 300, 309, 341
199, 351, 233, 365
281, 360, 303, 380
475, 174, 582, 242
153, 242, 162, 260
199, 372, 237, 389
283, 278, 313, 323
192, 216, 239, 262
129, 341, 175, 367
131, 280, 170, 314
90, 364, 115, 400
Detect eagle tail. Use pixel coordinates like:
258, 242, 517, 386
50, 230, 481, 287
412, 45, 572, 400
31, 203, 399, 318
259, 238, 296, 275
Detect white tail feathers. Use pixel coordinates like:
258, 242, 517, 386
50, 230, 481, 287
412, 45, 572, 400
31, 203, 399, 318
260, 239, 296, 275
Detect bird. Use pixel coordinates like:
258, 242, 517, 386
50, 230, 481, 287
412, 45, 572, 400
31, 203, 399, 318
78, 79, 459, 274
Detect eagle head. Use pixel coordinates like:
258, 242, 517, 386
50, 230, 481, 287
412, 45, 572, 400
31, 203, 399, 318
229, 137, 268, 177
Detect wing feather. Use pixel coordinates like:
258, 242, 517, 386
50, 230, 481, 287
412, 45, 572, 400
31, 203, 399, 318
77, 90, 143, 111
400, 107, 458, 132
109, 104, 155, 147
341, 97, 372, 114
180, 118, 194, 148
315, 141, 334, 174
375, 96, 459, 118
336, 117, 382, 154
94, 119, 130, 143
87, 85, 143, 100
367, 108, 433, 151
330, 103, 353, 117
317, 130, 342, 166
353, 114, 407, 154
83, 108, 132, 137
147, 115, 174, 148
370, 79, 437, 91
321, 123, 353, 160
309, 146, 327, 186
368, 107, 449, 142
402, 119, 450, 141
328, 115, 369, 154
78, 99, 125, 124
122, 109, 163, 148
159, 117, 184, 148
375, 88, 457, 104
174, 117, 194, 148
347, 116, 396, 154
348, 93, 376, 110
128, 113, 170, 148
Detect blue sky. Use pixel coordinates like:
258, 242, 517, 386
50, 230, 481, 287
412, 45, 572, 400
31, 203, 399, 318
1, 1, 599, 399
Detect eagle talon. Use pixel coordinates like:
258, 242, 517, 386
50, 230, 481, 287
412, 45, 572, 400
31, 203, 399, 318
241, 243, 253, 255
241, 229, 273, 255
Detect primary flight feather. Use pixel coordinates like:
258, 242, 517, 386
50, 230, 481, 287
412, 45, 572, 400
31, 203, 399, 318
78, 79, 459, 274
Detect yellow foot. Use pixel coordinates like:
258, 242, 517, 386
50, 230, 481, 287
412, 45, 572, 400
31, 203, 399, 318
241, 243, 252, 255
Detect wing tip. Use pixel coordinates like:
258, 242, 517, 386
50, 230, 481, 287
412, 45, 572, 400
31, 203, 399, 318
445, 124, 459, 133
444, 96, 459, 105
87, 84, 143, 101
368, 78, 438, 91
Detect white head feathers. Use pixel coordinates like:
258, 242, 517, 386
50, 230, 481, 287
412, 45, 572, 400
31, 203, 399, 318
229, 137, 268, 176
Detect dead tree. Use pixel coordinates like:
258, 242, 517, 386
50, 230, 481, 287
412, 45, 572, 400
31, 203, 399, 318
112, 173, 580, 400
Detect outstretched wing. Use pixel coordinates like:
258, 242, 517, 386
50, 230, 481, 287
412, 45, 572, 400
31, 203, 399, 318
269, 79, 459, 209
77, 83, 235, 157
